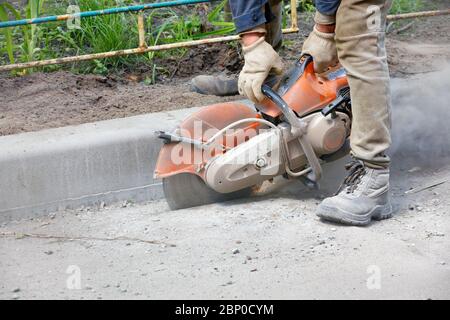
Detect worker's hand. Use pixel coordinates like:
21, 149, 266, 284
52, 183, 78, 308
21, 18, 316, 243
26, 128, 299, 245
302, 25, 339, 74
239, 36, 284, 103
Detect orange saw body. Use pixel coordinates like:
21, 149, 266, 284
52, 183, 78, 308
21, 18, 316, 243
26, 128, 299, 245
154, 55, 352, 210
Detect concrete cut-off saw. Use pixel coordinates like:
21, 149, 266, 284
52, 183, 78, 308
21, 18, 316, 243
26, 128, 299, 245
154, 55, 352, 210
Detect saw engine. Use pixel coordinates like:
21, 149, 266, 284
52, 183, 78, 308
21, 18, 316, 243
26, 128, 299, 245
155, 55, 352, 210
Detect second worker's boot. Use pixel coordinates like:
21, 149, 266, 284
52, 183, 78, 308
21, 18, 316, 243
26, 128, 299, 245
190, 74, 239, 96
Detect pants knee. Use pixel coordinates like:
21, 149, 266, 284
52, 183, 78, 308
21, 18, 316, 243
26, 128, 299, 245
335, 0, 390, 39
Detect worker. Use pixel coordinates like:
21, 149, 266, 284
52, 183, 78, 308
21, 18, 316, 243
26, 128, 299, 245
192, 0, 393, 226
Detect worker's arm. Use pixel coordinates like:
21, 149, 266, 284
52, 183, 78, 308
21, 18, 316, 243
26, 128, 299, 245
228, 0, 340, 36
315, 0, 341, 17
228, 0, 270, 47
228, 0, 342, 101
228, 0, 283, 103
302, 1, 340, 73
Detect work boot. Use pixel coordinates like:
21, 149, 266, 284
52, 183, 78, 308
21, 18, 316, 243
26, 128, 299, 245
316, 160, 393, 226
190, 74, 239, 96
190, 73, 281, 97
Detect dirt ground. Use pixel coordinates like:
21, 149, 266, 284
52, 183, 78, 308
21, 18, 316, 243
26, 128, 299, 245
0, 5, 449, 136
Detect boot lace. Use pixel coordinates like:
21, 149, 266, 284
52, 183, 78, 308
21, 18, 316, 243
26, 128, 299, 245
336, 160, 367, 195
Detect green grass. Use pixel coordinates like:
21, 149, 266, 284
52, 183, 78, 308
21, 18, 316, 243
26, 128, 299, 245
0, 0, 428, 77
61, 0, 144, 73
388, 0, 425, 33
0, 0, 235, 76
0, 5, 15, 64
298, 0, 315, 13
0, 0, 48, 73
390, 0, 424, 14
294, 0, 425, 14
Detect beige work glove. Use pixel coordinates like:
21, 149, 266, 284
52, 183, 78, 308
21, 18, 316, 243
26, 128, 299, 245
238, 37, 284, 103
302, 25, 339, 74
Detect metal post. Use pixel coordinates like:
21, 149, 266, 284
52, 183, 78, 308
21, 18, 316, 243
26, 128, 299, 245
137, 12, 147, 49
387, 9, 450, 21
290, 0, 298, 31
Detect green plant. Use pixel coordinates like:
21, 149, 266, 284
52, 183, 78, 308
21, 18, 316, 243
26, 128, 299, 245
283, 0, 314, 28
140, 0, 235, 80
62, 0, 144, 74
390, 0, 424, 14
93, 59, 108, 74
298, 0, 315, 13
195, 0, 235, 39
0, 0, 47, 72
145, 1, 233, 45
0, 0, 242, 76
388, 0, 425, 33
0, 4, 15, 64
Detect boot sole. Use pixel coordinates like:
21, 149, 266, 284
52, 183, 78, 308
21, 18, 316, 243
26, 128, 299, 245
316, 203, 393, 226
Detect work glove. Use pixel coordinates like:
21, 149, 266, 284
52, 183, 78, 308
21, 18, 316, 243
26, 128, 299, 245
302, 25, 339, 74
239, 36, 284, 103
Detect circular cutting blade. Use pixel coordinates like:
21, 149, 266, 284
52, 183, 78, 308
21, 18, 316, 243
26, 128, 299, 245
163, 173, 253, 210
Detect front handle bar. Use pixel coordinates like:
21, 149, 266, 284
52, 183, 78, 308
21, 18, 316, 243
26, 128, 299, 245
261, 84, 322, 182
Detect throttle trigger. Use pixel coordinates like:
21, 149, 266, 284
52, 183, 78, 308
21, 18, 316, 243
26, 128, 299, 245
321, 87, 351, 117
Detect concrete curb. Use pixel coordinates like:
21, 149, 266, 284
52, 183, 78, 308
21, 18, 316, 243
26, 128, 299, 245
0, 107, 199, 222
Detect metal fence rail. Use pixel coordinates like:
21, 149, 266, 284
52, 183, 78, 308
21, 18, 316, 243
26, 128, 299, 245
0, 1, 449, 73
0, 0, 212, 28
387, 9, 450, 20
0, 0, 298, 72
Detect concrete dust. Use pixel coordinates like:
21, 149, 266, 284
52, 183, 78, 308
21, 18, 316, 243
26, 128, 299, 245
390, 64, 450, 168
273, 66, 450, 202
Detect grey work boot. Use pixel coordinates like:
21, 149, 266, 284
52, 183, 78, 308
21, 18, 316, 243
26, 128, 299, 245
191, 73, 281, 97
190, 74, 239, 96
316, 160, 393, 226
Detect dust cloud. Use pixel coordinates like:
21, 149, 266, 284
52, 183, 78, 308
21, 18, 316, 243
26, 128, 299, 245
390, 64, 450, 168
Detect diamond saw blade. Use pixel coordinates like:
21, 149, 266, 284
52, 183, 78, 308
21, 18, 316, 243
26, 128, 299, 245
163, 173, 253, 210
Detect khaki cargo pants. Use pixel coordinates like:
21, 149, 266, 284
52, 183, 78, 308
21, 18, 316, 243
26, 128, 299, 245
264, 0, 392, 168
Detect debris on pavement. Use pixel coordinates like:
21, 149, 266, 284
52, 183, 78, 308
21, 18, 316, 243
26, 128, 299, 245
405, 179, 448, 194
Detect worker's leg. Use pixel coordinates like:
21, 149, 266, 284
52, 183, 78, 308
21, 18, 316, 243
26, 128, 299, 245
191, 0, 283, 96
265, 0, 283, 50
336, 0, 392, 168
316, 0, 393, 226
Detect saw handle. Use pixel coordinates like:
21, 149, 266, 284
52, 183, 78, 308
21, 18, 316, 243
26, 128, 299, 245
321, 87, 351, 117
261, 84, 301, 132
261, 85, 322, 182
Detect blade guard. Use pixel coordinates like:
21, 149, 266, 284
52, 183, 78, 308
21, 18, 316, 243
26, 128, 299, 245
154, 102, 262, 179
